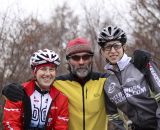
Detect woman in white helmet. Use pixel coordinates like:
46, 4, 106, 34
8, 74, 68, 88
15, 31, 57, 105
97, 26, 160, 130
3, 49, 69, 130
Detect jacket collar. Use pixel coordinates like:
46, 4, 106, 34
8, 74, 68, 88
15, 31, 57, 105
104, 53, 131, 71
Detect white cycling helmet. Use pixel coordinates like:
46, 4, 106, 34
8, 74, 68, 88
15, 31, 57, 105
97, 25, 127, 47
30, 49, 60, 69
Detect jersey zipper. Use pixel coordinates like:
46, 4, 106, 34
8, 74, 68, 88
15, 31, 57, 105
37, 94, 43, 128
44, 92, 60, 129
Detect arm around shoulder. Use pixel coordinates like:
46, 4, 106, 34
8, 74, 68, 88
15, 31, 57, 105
2, 83, 24, 102
132, 49, 151, 72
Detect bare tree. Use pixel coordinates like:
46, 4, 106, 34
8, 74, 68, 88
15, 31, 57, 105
80, 0, 116, 72
48, 3, 80, 75
130, 0, 160, 64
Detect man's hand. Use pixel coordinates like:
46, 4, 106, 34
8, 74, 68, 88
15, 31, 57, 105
2, 83, 24, 102
132, 49, 151, 72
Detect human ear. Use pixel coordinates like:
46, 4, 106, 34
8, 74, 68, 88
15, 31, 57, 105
123, 44, 127, 51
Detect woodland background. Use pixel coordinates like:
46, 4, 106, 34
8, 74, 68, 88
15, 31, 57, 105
0, 0, 160, 129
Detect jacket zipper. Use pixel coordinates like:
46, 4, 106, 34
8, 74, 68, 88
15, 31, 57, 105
82, 87, 85, 130
86, 88, 88, 99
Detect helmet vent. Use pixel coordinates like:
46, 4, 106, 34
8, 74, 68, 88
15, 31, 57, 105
108, 27, 112, 35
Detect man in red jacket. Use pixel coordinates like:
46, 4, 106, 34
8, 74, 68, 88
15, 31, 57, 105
3, 49, 69, 130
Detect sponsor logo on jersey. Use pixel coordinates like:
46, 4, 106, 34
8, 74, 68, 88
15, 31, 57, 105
111, 85, 146, 104
108, 82, 116, 93
149, 64, 160, 87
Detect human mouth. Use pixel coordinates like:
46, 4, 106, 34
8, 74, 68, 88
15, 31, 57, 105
43, 77, 51, 82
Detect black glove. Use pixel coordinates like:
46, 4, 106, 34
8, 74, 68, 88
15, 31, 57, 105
132, 49, 151, 72
2, 83, 24, 102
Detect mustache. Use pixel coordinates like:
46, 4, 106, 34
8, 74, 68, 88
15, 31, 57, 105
77, 66, 88, 69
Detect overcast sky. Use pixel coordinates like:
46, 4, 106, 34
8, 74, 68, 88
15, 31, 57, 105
0, 0, 132, 22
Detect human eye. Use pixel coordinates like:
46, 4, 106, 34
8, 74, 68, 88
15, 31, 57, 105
70, 55, 80, 61
39, 67, 47, 71
114, 44, 121, 49
49, 67, 56, 71
82, 55, 92, 60
104, 45, 112, 51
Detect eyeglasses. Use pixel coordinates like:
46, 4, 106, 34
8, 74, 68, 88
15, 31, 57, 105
103, 43, 122, 51
68, 54, 93, 61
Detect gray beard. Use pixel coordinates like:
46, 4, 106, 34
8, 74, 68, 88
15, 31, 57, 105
75, 68, 89, 78
70, 65, 92, 78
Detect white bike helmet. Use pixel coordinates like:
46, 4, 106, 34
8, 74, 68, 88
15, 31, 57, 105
30, 49, 60, 69
97, 25, 127, 47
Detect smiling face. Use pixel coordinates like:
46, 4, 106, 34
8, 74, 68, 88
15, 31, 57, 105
101, 41, 126, 64
34, 65, 56, 90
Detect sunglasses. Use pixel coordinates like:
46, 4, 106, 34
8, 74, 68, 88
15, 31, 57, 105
68, 54, 93, 61
103, 43, 122, 51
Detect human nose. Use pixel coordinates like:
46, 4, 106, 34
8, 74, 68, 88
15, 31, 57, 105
44, 69, 51, 75
78, 58, 85, 64
110, 46, 116, 52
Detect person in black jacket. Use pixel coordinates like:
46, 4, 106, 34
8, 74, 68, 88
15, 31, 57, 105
97, 25, 160, 130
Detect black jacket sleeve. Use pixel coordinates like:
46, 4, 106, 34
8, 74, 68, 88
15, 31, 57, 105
2, 83, 24, 102
132, 49, 151, 73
